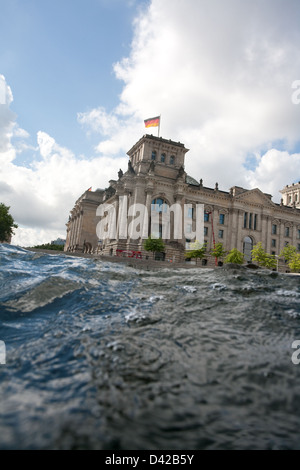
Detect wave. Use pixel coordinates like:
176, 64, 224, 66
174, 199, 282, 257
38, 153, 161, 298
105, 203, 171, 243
1, 244, 300, 449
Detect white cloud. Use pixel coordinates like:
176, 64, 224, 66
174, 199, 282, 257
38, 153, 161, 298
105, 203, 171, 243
0, 75, 16, 159
0, 77, 127, 247
2, 1, 300, 246
5, 139, 128, 245
80, 0, 300, 193
12, 226, 66, 248
246, 150, 300, 200
77, 106, 142, 156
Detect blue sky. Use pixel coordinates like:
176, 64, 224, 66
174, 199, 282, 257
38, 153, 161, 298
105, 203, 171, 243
1, 0, 146, 163
1, 0, 300, 246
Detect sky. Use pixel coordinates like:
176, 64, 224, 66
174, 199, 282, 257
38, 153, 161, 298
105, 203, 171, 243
1, 0, 300, 247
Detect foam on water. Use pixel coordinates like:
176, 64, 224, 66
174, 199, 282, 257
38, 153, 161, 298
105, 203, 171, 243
1, 245, 300, 450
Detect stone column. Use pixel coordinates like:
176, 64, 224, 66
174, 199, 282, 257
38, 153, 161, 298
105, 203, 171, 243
129, 183, 145, 247
144, 188, 153, 240
264, 216, 270, 253
292, 222, 297, 247
70, 216, 76, 248
235, 210, 242, 251
174, 194, 184, 246
226, 208, 234, 251
78, 210, 85, 248
278, 220, 284, 253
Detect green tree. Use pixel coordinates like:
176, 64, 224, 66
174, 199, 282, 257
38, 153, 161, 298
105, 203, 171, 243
0, 203, 18, 242
279, 244, 300, 272
280, 244, 297, 263
251, 242, 276, 269
288, 253, 300, 273
185, 241, 206, 264
224, 248, 244, 265
210, 242, 226, 265
144, 236, 165, 259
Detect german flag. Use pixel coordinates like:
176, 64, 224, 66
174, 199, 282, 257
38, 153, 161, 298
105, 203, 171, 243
144, 116, 160, 128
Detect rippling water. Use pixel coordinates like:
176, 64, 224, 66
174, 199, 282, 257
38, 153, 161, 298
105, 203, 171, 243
0, 244, 300, 450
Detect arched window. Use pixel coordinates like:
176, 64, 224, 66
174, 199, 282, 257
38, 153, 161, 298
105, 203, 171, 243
151, 198, 168, 213
161, 153, 166, 163
170, 156, 175, 165
151, 151, 157, 161
243, 236, 253, 262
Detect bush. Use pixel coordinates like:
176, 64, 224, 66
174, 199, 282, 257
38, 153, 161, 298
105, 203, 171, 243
210, 243, 226, 262
185, 241, 206, 263
251, 243, 276, 269
224, 248, 244, 264
288, 253, 300, 273
144, 237, 165, 258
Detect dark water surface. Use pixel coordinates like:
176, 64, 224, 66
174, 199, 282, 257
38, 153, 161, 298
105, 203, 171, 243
0, 244, 300, 450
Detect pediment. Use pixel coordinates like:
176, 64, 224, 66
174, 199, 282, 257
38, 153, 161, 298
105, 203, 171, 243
234, 188, 274, 207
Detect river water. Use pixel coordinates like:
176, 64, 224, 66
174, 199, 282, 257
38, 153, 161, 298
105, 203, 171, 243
0, 243, 300, 450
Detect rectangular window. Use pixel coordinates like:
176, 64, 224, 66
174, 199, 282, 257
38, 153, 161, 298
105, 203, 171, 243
254, 214, 257, 231
271, 239, 276, 247
272, 224, 277, 235
204, 227, 208, 236
204, 212, 209, 222
249, 213, 252, 229
218, 230, 224, 239
285, 227, 290, 237
298, 230, 300, 239
219, 214, 225, 225
187, 207, 194, 219
244, 212, 248, 228
298, 244, 300, 252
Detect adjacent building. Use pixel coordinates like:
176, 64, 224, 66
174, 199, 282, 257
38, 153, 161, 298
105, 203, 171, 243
280, 182, 300, 209
65, 134, 300, 266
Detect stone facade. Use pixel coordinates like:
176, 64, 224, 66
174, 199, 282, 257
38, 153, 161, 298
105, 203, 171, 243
65, 134, 300, 267
280, 182, 300, 209
65, 189, 104, 253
